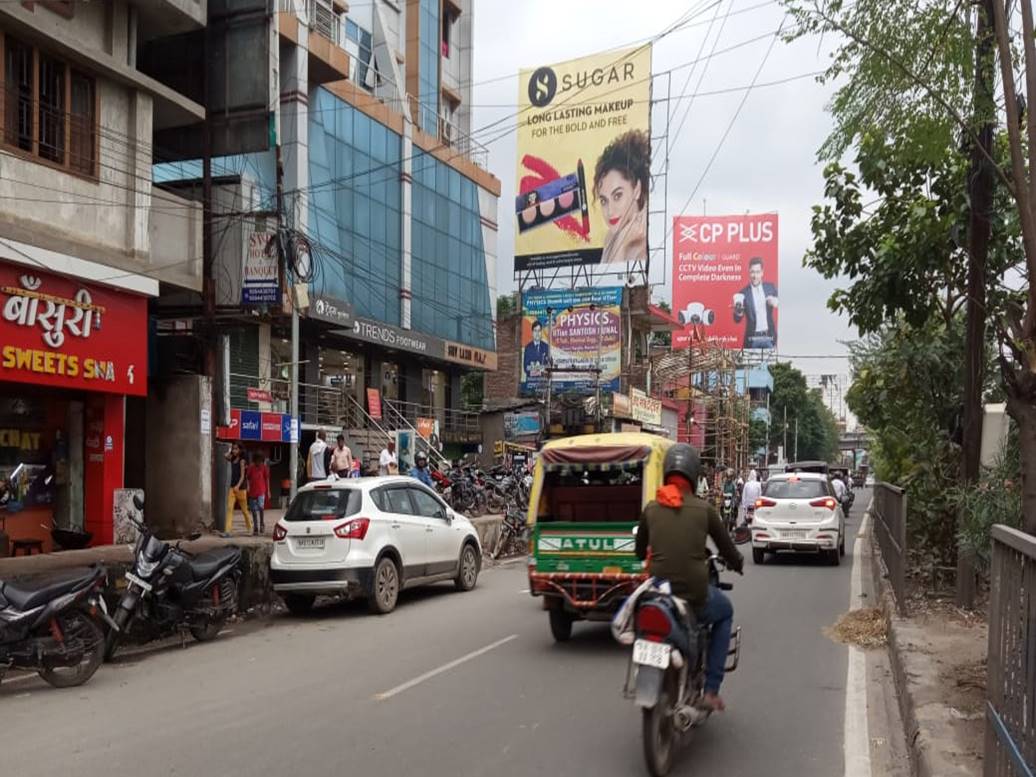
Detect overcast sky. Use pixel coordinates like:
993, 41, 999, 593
471, 0, 857, 421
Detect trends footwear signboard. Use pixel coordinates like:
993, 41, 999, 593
336, 318, 446, 358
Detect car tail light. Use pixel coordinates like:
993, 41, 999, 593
272, 523, 287, 541
334, 517, 370, 540
756, 498, 777, 508
635, 604, 671, 642
810, 498, 838, 510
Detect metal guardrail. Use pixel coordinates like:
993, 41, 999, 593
985, 525, 1036, 777
228, 373, 481, 443
872, 482, 908, 615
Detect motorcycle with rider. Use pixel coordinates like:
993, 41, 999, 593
613, 443, 745, 776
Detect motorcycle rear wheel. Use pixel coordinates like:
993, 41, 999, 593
190, 578, 235, 642
39, 612, 105, 689
642, 688, 676, 777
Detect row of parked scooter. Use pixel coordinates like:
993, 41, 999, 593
0, 495, 242, 690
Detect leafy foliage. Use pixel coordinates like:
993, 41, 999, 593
952, 430, 1023, 568
848, 320, 965, 561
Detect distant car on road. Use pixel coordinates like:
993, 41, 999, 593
270, 477, 482, 615
865, 475, 875, 487
750, 471, 846, 566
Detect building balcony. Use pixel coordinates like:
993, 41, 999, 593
278, 0, 350, 85
148, 188, 204, 291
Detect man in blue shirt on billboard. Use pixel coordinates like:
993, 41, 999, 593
523, 319, 551, 380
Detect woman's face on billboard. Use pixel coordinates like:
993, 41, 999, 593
597, 170, 642, 229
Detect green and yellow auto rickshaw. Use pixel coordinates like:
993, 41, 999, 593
526, 432, 673, 642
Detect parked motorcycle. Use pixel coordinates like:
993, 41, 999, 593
492, 507, 530, 559
0, 565, 112, 688
622, 556, 742, 777
105, 495, 242, 660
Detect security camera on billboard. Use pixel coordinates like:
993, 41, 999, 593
671, 214, 779, 351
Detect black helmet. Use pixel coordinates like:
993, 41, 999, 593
663, 443, 701, 485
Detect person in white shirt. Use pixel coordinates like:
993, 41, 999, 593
741, 472, 762, 526
307, 430, 328, 482
378, 440, 398, 476
831, 475, 847, 501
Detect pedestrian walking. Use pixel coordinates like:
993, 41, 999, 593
224, 443, 253, 535
246, 451, 271, 536
378, 439, 398, 476
330, 434, 353, 478
307, 430, 329, 482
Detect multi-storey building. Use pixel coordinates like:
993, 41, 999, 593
0, 0, 205, 553
154, 0, 501, 512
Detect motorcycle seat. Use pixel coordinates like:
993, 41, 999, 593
188, 547, 241, 581
0, 567, 100, 611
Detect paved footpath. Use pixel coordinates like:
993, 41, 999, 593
1, 493, 908, 777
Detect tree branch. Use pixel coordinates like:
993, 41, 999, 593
805, 1, 1015, 194
992, 0, 1036, 336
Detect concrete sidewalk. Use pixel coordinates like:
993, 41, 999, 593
868, 507, 986, 777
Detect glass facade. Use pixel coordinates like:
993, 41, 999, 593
410, 150, 493, 350
418, 0, 439, 135
308, 88, 403, 325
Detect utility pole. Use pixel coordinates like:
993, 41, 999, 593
957, 0, 997, 609
544, 306, 554, 435
794, 417, 799, 462
783, 405, 788, 461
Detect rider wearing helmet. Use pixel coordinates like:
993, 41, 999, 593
634, 443, 744, 712
411, 451, 434, 488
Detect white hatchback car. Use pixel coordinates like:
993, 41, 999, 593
270, 477, 482, 615
750, 472, 846, 566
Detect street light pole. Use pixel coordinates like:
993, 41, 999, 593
794, 417, 799, 461
290, 305, 299, 501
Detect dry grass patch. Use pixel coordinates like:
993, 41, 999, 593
825, 607, 888, 649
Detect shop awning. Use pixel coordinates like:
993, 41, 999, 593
540, 444, 651, 473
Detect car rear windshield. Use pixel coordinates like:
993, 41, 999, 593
285, 489, 363, 521
763, 479, 829, 499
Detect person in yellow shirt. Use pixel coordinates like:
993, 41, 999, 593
224, 443, 253, 535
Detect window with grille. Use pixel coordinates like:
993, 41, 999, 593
0, 34, 97, 176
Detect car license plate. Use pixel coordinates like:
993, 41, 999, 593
295, 537, 325, 549
781, 530, 808, 539
125, 572, 152, 592
633, 639, 671, 669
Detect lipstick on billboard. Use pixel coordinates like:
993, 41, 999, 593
577, 159, 590, 237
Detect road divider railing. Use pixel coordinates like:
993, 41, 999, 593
872, 482, 908, 616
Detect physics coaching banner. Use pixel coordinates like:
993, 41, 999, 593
672, 214, 779, 351
514, 46, 652, 272
519, 287, 622, 396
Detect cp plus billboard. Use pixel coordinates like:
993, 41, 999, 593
0, 262, 148, 395
514, 46, 652, 272
672, 214, 779, 350
519, 287, 622, 396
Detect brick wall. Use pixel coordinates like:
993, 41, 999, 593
486, 314, 520, 401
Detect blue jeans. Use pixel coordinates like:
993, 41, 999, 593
698, 585, 733, 694
247, 496, 265, 529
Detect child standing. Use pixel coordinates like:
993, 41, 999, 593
246, 451, 271, 536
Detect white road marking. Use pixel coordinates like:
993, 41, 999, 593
373, 634, 518, 701
844, 514, 873, 777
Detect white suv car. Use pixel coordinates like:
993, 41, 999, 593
270, 477, 482, 615
750, 472, 846, 566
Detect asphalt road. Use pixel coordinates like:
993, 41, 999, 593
1, 493, 905, 777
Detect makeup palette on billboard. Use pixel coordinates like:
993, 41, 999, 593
672, 214, 779, 351
515, 46, 652, 271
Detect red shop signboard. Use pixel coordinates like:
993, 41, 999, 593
0, 263, 148, 396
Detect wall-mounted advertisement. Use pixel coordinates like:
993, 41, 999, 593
672, 214, 779, 350
515, 46, 652, 272
519, 287, 622, 396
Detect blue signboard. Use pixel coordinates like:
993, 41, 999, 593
239, 410, 261, 440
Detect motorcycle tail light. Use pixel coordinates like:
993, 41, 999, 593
809, 498, 838, 510
635, 604, 671, 642
334, 517, 370, 540
272, 523, 287, 541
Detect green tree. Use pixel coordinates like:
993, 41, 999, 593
769, 362, 839, 462
497, 293, 517, 319
654, 299, 673, 348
